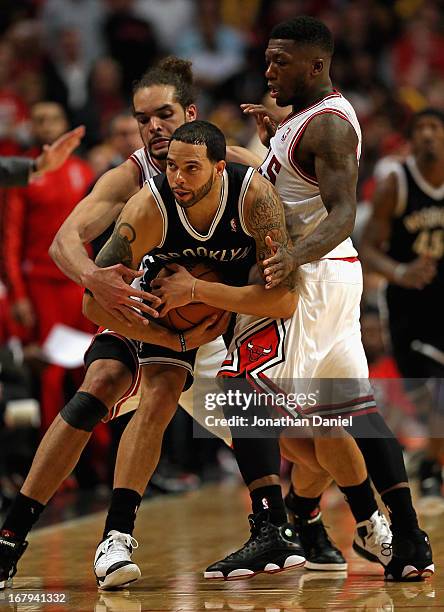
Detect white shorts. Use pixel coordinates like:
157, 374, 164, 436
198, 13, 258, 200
219, 259, 376, 418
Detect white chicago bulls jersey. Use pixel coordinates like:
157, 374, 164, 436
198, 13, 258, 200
220, 93, 374, 418
129, 147, 163, 186
259, 91, 360, 259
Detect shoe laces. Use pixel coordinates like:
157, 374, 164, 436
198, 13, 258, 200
221, 513, 269, 561
368, 512, 392, 555
99, 532, 138, 564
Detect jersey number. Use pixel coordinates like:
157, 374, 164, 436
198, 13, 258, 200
413, 229, 444, 259
260, 155, 282, 185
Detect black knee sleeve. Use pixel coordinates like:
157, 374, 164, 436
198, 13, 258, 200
60, 391, 108, 432
345, 412, 408, 493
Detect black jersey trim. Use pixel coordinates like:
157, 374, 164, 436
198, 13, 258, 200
146, 178, 168, 247
238, 167, 255, 237
175, 169, 228, 242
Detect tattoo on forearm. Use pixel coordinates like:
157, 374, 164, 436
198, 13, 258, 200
247, 183, 297, 290
247, 185, 289, 261
95, 222, 136, 268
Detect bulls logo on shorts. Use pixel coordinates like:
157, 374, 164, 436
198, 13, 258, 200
219, 318, 286, 380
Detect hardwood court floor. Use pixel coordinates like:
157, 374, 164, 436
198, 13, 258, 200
4, 482, 443, 611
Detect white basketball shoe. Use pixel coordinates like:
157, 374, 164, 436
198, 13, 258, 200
353, 510, 392, 566
94, 530, 141, 590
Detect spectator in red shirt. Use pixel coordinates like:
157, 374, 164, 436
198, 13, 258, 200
2, 101, 94, 430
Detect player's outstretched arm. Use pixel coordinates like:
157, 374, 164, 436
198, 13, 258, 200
226, 146, 264, 168
83, 186, 163, 329
32, 126, 85, 177
263, 113, 358, 287
151, 174, 298, 318
50, 161, 139, 284
50, 161, 158, 324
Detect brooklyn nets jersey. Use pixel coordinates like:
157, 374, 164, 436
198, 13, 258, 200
140, 163, 257, 290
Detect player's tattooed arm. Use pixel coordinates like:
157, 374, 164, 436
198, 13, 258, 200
96, 221, 136, 268
95, 222, 137, 269
83, 187, 163, 325
293, 113, 357, 263
263, 114, 359, 287
245, 174, 296, 291
95, 188, 162, 271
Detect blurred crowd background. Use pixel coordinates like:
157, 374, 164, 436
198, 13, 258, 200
0, 0, 442, 509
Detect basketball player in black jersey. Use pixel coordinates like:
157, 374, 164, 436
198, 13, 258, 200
362, 108, 444, 504
83, 120, 308, 583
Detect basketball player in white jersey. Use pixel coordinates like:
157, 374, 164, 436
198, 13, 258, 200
249, 16, 433, 583
158, 17, 434, 582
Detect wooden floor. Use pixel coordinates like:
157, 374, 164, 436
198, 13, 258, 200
4, 482, 444, 611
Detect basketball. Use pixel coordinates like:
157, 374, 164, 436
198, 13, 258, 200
156, 261, 225, 331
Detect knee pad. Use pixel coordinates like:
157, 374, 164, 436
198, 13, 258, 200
60, 391, 108, 432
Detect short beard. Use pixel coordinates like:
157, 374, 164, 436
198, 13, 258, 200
176, 173, 215, 208
148, 146, 168, 161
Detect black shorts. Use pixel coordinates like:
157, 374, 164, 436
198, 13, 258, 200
138, 342, 198, 391
387, 285, 444, 382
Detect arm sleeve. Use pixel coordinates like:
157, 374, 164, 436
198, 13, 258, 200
0, 157, 33, 187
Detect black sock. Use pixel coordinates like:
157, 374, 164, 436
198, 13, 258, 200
345, 413, 409, 493
285, 486, 321, 520
338, 477, 378, 524
381, 487, 419, 533
103, 488, 141, 538
250, 485, 287, 525
231, 436, 282, 488
1, 492, 45, 540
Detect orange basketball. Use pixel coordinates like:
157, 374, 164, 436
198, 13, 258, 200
156, 261, 225, 331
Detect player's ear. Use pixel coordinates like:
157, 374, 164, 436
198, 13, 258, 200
185, 104, 197, 122
215, 160, 226, 177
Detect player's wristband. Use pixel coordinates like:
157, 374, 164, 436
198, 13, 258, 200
178, 332, 187, 352
191, 279, 197, 301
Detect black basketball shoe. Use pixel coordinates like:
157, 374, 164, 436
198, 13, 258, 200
0, 531, 28, 589
294, 513, 347, 571
285, 492, 347, 571
204, 511, 306, 580
384, 528, 434, 581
